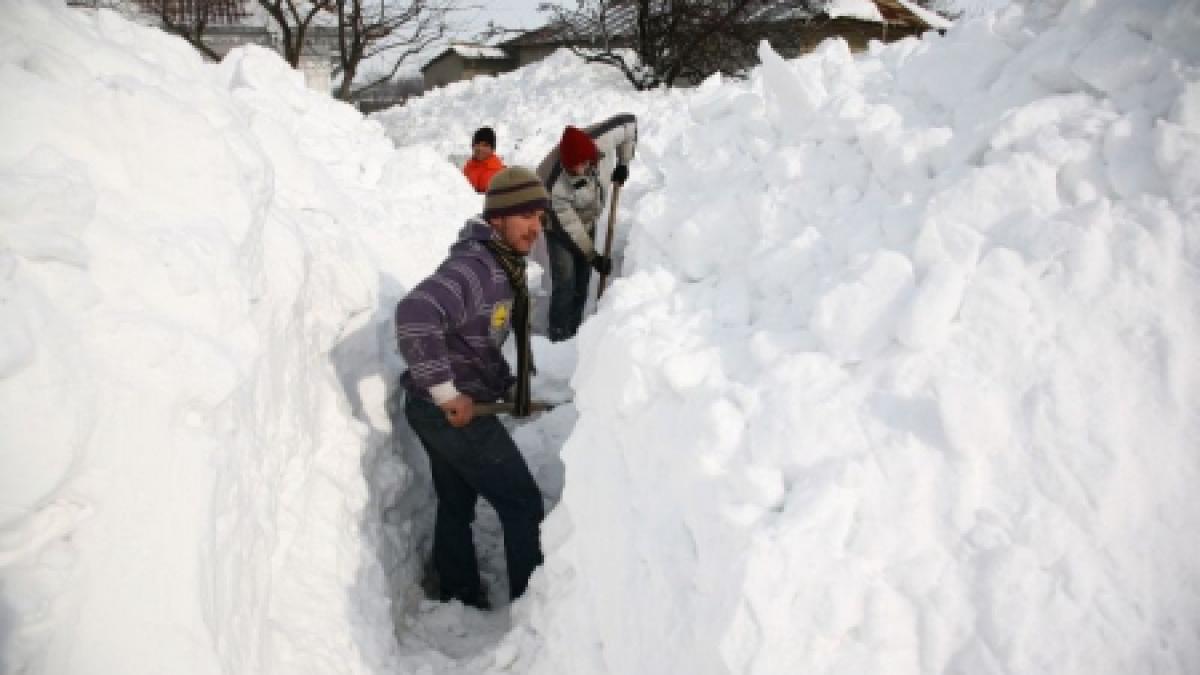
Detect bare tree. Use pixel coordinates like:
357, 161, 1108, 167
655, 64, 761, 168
539, 0, 815, 90
131, 0, 251, 60
539, 0, 643, 88
330, 0, 460, 101
541, 0, 942, 90
256, 0, 335, 68
636, 0, 793, 86
253, 0, 460, 102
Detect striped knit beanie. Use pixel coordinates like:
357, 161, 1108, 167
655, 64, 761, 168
482, 166, 550, 220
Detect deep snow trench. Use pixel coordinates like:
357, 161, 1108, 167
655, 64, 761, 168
375, 339, 580, 672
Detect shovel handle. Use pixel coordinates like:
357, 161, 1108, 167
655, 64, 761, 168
597, 183, 622, 299
474, 400, 556, 416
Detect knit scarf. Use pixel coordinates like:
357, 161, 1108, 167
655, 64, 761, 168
484, 239, 533, 417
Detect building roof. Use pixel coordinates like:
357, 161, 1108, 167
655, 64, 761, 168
421, 43, 513, 73
890, 0, 954, 29
824, 0, 885, 23
499, 24, 577, 48
811, 0, 951, 28
448, 44, 509, 60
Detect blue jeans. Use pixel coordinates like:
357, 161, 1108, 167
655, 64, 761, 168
547, 232, 591, 342
405, 395, 544, 604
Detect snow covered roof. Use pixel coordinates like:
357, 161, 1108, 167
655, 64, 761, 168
824, 0, 886, 23
880, 0, 954, 28
826, 0, 953, 29
421, 43, 512, 72
501, 24, 581, 48
448, 44, 508, 60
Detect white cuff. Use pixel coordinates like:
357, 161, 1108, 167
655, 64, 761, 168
429, 381, 461, 405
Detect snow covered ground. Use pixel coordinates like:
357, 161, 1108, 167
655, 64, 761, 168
3, 0, 1200, 674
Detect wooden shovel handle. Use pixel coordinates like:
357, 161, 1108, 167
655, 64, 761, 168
597, 182, 622, 300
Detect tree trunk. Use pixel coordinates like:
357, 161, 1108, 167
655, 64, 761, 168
335, 63, 356, 100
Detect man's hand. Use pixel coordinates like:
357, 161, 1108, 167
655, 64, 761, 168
611, 164, 629, 185
590, 254, 613, 276
440, 394, 475, 428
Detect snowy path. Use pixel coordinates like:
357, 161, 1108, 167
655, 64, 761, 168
383, 350, 579, 673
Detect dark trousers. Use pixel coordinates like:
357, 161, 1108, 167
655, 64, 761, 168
405, 395, 544, 604
547, 232, 592, 342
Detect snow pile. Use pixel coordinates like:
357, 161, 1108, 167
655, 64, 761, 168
511, 1, 1200, 674
0, 2, 476, 672
376, 49, 680, 329
375, 49, 674, 168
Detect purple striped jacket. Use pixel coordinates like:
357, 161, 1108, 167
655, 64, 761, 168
395, 218, 515, 404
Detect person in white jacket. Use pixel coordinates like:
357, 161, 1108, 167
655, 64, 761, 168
535, 114, 637, 342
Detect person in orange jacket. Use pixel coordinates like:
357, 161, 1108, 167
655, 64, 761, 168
463, 127, 506, 194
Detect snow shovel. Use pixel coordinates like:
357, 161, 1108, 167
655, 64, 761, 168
474, 400, 557, 416
596, 182, 622, 300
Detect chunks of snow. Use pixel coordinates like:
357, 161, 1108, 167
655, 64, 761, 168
810, 250, 916, 361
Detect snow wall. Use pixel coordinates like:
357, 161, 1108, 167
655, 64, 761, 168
511, 2, 1200, 674
0, 1, 474, 671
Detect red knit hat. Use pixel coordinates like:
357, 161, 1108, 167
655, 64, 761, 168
559, 126, 598, 168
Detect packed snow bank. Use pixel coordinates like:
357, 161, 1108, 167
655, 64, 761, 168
508, 1, 1199, 674
0, 2, 476, 672
376, 49, 663, 169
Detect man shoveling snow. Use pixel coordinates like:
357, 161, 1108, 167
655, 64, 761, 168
394, 167, 550, 609
537, 114, 638, 342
